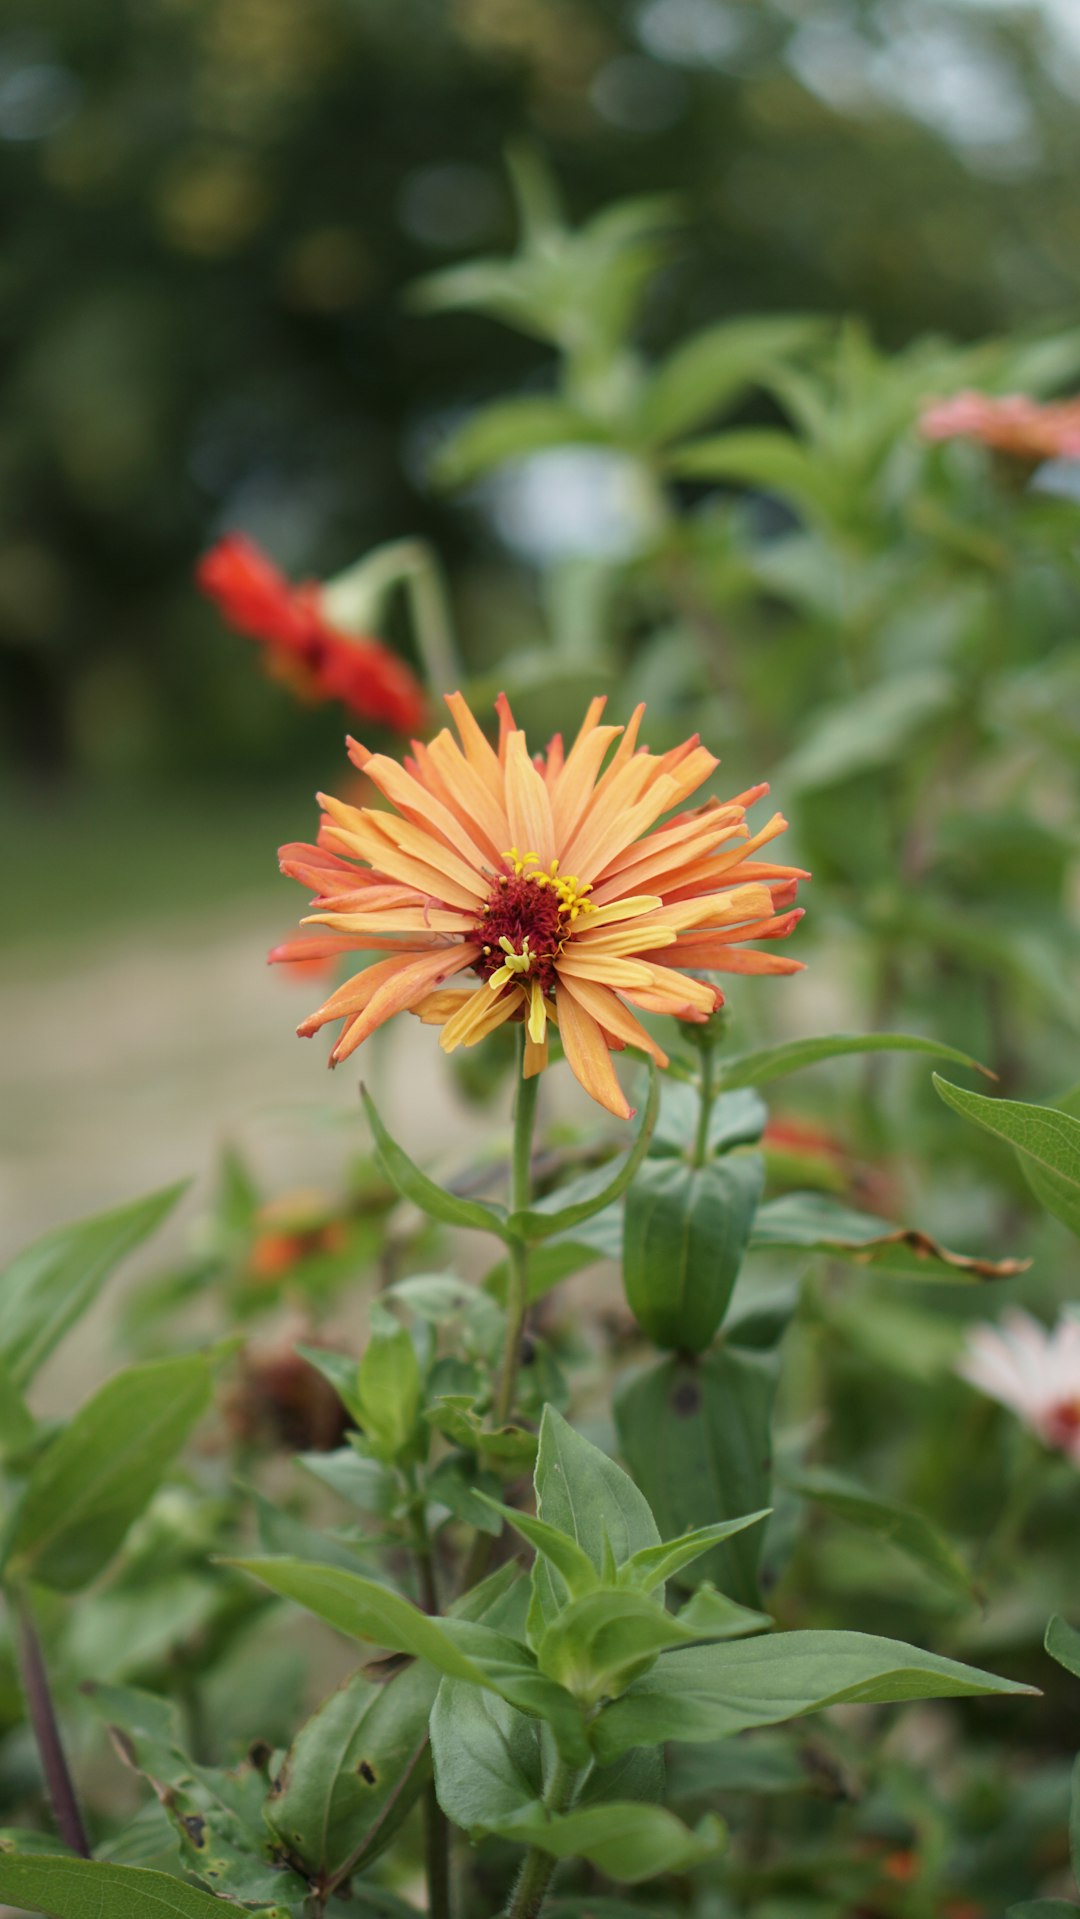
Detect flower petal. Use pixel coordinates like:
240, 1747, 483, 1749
555, 980, 634, 1120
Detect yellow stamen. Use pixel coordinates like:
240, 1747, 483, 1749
525, 857, 596, 920
488, 935, 534, 991
528, 978, 547, 1045
503, 846, 539, 877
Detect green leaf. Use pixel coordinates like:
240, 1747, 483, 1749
427, 1455, 504, 1535
88, 1689, 307, 1906
508, 1066, 659, 1242
361, 1085, 509, 1239
1045, 1615, 1080, 1680
357, 1326, 422, 1461
623, 1155, 763, 1353
537, 1590, 700, 1703
479, 1497, 600, 1601
296, 1447, 397, 1517
668, 428, 834, 522
639, 315, 823, 445
229, 1559, 588, 1762
431, 1680, 543, 1831
618, 1514, 772, 1595
714, 1032, 991, 1093
1072, 1752, 1080, 1887
488, 1801, 726, 1882
0, 1183, 187, 1389
1008, 1905, 1080, 1916
933, 1077, 1080, 1239
295, 1344, 361, 1421
592, 1631, 1035, 1762
432, 397, 609, 488
783, 1468, 978, 1605
0, 1351, 35, 1459
265, 1659, 437, 1880
535, 1406, 660, 1572
4, 1353, 214, 1591
616, 1347, 780, 1608
750, 1192, 1026, 1281
652, 1083, 767, 1157
0, 1856, 284, 1919
774, 670, 957, 793
425, 1395, 538, 1468
674, 1584, 773, 1641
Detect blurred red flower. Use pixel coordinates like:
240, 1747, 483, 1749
920, 390, 1080, 462
197, 533, 427, 734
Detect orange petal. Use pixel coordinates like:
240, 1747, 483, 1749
554, 980, 634, 1120
445, 691, 504, 803
556, 973, 669, 1067
505, 730, 555, 866
329, 946, 481, 1062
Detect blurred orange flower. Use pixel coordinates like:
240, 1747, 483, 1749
274, 694, 806, 1118
197, 533, 427, 733
920, 390, 1080, 462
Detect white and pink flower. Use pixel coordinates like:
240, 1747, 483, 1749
958, 1309, 1080, 1464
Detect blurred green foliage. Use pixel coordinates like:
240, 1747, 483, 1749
5, 0, 1080, 790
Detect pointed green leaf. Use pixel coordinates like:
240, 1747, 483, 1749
537, 1590, 698, 1703
508, 1067, 659, 1242
592, 1631, 1036, 1761
4, 1352, 214, 1591
1045, 1615, 1080, 1679
674, 1584, 772, 1640
361, 1085, 509, 1239
357, 1325, 422, 1461
618, 1513, 772, 1594
1, 1183, 187, 1388
750, 1191, 1026, 1281
432, 398, 609, 488
488, 1801, 726, 1882
478, 1497, 600, 1600
0, 1856, 281, 1919
934, 1077, 1080, 1239
784, 1467, 979, 1605
229, 1558, 588, 1761
639, 314, 823, 445
715, 1032, 991, 1094
535, 1407, 659, 1571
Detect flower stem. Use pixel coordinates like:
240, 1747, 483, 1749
505, 1753, 578, 1919
692, 1037, 717, 1168
12, 1587, 91, 1858
405, 1483, 452, 1919
494, 1045, 540, 1428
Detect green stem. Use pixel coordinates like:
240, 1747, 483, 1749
405, 1481, 452, 1919
692, 1041, 717, 1168
493, 1045, 540, 1429
323, 539, 461, 695
505, 1753, 579, 1919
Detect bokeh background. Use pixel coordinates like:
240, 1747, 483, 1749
4, 0, 1080, 1257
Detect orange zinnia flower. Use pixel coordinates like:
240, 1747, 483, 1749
272, 695, 807, 1119
197, 533, 427, 734
920, 390, 1080, 462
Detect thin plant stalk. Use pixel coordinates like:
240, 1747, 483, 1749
12, 1587, 91, 1858
505, 1752, 579, 1919
493, 1042, 541, 1427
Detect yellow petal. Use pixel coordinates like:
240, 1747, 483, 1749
440, 982, 521, 1053
527, 978, 548, 1045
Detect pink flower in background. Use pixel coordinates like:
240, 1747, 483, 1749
920, 390, 1080, 462
958, 1309, 1080, 1464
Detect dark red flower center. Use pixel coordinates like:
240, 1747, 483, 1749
472, 867, 566, 992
